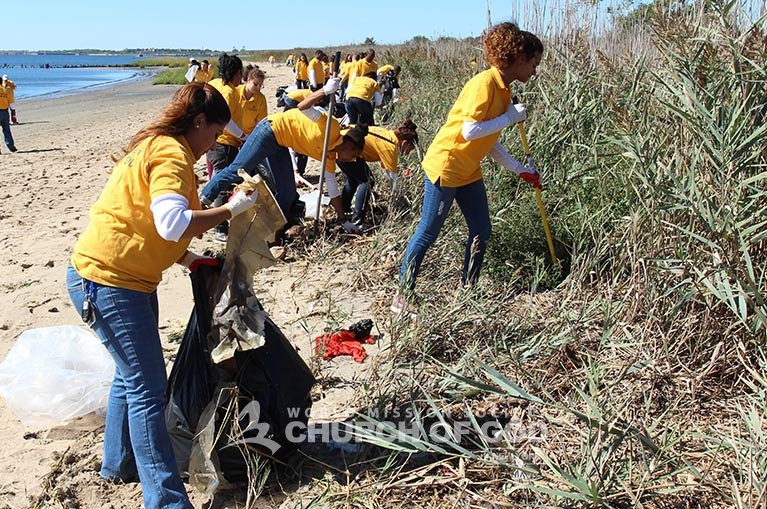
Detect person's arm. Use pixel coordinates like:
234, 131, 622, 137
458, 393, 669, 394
461, 103, 527, 141
297, 78, 341, 121
151, 190, 259, 241
487, 141, 536, 177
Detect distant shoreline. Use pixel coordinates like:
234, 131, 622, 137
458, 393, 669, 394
16, 69, 158, 103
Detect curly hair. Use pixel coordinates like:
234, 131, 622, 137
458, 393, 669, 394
394, 119, 418, 144
482, 22, 543, 68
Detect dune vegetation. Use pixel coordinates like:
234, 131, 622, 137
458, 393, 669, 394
269, 2, 766, 507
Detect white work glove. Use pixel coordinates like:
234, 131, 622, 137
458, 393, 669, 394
505, 103, 527, 124
180, 251, 219, 272
341, 220, 361, 234
323, 77, 341, 96
222, 188, 259, 218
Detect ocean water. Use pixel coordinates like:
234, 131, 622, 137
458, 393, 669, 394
0, 54, 150, 100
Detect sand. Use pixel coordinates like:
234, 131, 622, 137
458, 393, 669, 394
0, 63, 388, 508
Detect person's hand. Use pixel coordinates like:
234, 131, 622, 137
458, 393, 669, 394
341, 220, 361, 234
323, 77, 341, 96
180, 251, 219, 272
222, 187, 259, 218
505, 103, 527, 124
519, 157, 542, 190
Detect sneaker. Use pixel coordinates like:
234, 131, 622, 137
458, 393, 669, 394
9, 147, 17, 153
213, 230, 228, 244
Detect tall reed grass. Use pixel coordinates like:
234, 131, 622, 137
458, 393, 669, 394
321, 0, 767, 506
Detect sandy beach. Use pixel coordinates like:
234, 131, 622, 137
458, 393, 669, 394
0, 64, 386, 508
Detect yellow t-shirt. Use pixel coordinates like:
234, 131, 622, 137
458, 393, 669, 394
0, 86, 9, 109
308, 57, 324, 86
71, 135, 199, 293
350, 126, 398, 171
345, 76, 380, 102
340, 61, 353, 80
295, 60, 309, 81
267, 109, 343, 172
377, 64, 394, 77
422, 67, 510, 187
209, 78, 244, 147
351, 59, 378, 81
1, 79, 15, 103
240, 87, 267, 135
287, 89, 312, 102
194, 68, 213, 83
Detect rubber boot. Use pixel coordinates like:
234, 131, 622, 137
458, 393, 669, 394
10, 109, 17, 125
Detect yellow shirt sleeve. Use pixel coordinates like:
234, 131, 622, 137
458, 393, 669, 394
71, 136, 198, 292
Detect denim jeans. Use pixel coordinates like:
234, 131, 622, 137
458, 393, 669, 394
0, 109, 15, 151
199, 119, 297, 217
345, 97, 374, 126
337, 158, 372, 221
399, 176, 491, 290
66, 265, 192, 509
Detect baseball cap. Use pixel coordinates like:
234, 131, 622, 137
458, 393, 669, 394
1, 75, 7, 81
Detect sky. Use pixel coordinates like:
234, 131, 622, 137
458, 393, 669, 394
3, 0, 526, 52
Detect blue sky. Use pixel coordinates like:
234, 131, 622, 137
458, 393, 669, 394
5, 0, 524, 51
8, 1, 762, 52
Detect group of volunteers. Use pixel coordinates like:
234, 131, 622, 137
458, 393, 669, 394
65, 21, 544, 509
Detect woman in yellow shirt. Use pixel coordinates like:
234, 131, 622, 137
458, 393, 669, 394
395, 22, 544, 312
66, 82, 259, 509
239, 67, 267, 136
294, 53, 309, 89
338, 119, 418, 226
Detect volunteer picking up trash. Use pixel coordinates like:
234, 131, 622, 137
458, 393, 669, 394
66, 82, 259, 509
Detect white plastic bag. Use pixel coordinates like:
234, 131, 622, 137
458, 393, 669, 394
0, 325, 115, 427
299, 189, 329, 219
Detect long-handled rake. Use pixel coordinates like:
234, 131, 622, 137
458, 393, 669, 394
515, 119, 558, 266
314, 51, 342, 235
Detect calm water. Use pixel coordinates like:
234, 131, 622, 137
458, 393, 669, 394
0, 54, 150, 100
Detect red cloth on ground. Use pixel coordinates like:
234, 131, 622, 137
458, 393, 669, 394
314, 329, 375, 363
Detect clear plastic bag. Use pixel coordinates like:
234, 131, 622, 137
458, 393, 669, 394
0, 325, 115, 427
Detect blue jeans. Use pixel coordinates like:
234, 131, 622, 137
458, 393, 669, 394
66, 265, 192, 509
399, 176, 491, 290
0, 109, 15, 151
345, 97, 374, 126
337, 158, 371, 221
200, 119, 297, 217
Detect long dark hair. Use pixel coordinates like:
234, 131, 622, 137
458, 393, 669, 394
115, 82, 230, 161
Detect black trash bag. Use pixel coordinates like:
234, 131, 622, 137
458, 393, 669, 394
165, 260, 315, 483
214, 316, 314, 481
166, 263, 221, 474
